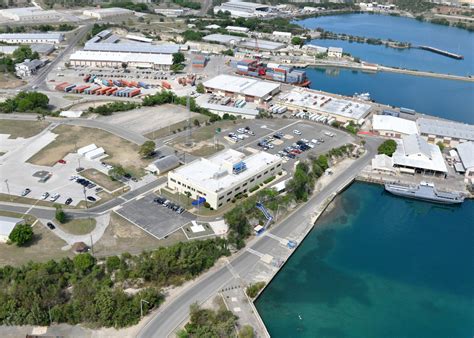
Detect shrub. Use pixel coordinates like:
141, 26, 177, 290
246, 282, 266, 298
8, 223, 33, 246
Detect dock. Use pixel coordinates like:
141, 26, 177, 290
418, 45, 464, 60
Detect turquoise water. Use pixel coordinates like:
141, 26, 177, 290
306, 67, 474, 124
297, 13, 474, 76
255, 182, 474, 338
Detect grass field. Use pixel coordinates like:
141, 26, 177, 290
0, 193, 56, 207
0, 120, 50, 139
80, 168, 124, 192
0, 73, 25, 89
144, 115, 210, 140
0, 211, 70, 266
59, 218, 96, 235
27, 125, 151, 175
93, 212, 187, 256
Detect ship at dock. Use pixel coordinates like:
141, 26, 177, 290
230, 59, 311, 87
384, 181, 465, 204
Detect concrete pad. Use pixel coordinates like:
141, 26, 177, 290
261, 254, 274, 264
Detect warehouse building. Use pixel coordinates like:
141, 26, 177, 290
225, 26, 249, 33
0, 33, 64, 44
238, 39, 285, 51
167, 149, 282, 209
69, 50, 173, 69
213, 1, 272, 18
15, 59, 44, 77
372, 115, 418, 138
0, 7, 60, 22
203, 34, 243, 45
328, 47, 343, 58
273, 31, 292, 40
392, 134, 448, 176
146, 155, 180, 175
83, 42, 179, 54
455, 141, 474, 181
203, 74, 281, 105
278, 88, 371, 124
83, 8, 133, 20
417, 118, 474, 147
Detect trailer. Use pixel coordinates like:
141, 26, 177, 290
327, 117, 336, 125
64, 84, 76, 92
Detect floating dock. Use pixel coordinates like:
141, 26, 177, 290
418, 45, 464, 60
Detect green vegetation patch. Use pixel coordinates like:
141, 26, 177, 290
378, 139, 397, 157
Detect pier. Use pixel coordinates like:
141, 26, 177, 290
418, 45, 464, 60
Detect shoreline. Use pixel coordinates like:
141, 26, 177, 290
294, 61, 474, 83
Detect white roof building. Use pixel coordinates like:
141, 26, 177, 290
203, 74, 281, 103
0, 216, 23, 243
203, 34, 243, 45
83, 7, 133, 19
392, 134, 448, 175
168, 149, 282, 209
0, 7, 60, 22
371, 154, 396, 174
0, 33, 64, 44
225, 26, 249, 33
85, 147, 105, 160
78, 143, 98, 156
214, 1, 271, 18
69, 51, 173, 69
455, 141, 474, 179
278, 88, 371, 123
205, 24, 221, 30
273, 31, 292, 38
372, 115, 418, 138
328, 47, 343, 57
146, 155, 180, 175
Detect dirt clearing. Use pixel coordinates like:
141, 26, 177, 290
0, 120, 50, 139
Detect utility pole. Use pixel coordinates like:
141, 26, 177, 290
4, 179, 11, 201
140, 299, 150, 318
90, 232, 94, 255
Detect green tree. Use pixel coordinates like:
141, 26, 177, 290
437, 141, 445, 152
55, 205, 67, 224
193, 118, 200, 127
73, 253, 96, 274
291, 36, 303, 45
106, 256, 121, 272
377, 139, 397, 157
172, 52, 185, 65
139, 140, 156, 158
239, 325, 255, 338
108, 165, 127, 181
8, 223, 33, 246
12, 45, 39, 63
196, 82, 205, 94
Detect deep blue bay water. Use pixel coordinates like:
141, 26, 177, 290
306, 67, 474, 124
255, 182, 474, 338
297, 13, 474, 76
294, 14, 474, 124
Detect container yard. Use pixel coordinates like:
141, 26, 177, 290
54, 81, 141, 97
192, 55, 209, 68
230, 59, 311, 87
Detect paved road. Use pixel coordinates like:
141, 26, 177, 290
137, 139, 380, 338
25, 24, 93, 91
0, 113, 148, 145
0, 177, 166, 220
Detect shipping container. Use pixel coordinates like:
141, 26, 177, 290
83, 74, 91, 82
162, 81, 171, 89
129, 88, 141, 97
101, 79, 109, 86
138, 81, 149, 89
55, 82, 69, 91
64, 84, 76, 92
400, 107, 416, 115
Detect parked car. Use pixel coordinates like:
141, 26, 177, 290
86, 196, 96, 202
41, 192, 50, 200
293, 129, 302, 135
46, 222, 55, 230
65, 198, 73, 205
58, 159, 66, 164
76, 167, 84, 173
49, 193, 60, 202
21, 188, 31, 196
95, 187, 103, 193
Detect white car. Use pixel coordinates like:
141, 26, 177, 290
293, 130, 302, 135
301, 138, 309, 143
49, 193, 60, 202
311, 139, 318, 144
41, 192, 50, 200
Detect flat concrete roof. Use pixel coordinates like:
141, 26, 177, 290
373, 115, 418, 135
239, 39, 285, 51
456, 142, 474, 169
203, 34, 243, 44
204, 74, 280, 98
0, 33, 64, 40
84, 42, 179, 54
417, 118, 474, 141
70, 50, 173, 65
172, 149, 281, 193
279, 88, 371, 120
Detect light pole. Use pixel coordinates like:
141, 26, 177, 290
4, 179, 12, 201
140, 299, 150, 318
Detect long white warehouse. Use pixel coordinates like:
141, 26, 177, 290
69, 51, 173, 70
0, 33, 64, 44
167, 149, 282, 209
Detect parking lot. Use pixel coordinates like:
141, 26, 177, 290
115, 193, 195, 239
219, 119, 355, 172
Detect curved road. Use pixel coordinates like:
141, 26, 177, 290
137, 139, 379, 338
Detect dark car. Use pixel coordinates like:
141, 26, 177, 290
131, 177, 138, 182
76, 167, 84, 173
123, 173, 132, 179
273, 134, 281, 139
177, 207, 185, 214
86, 196, 96, 202
65, 198, 73, 205
245, 126, 250, 131
46, 222, 55, 230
